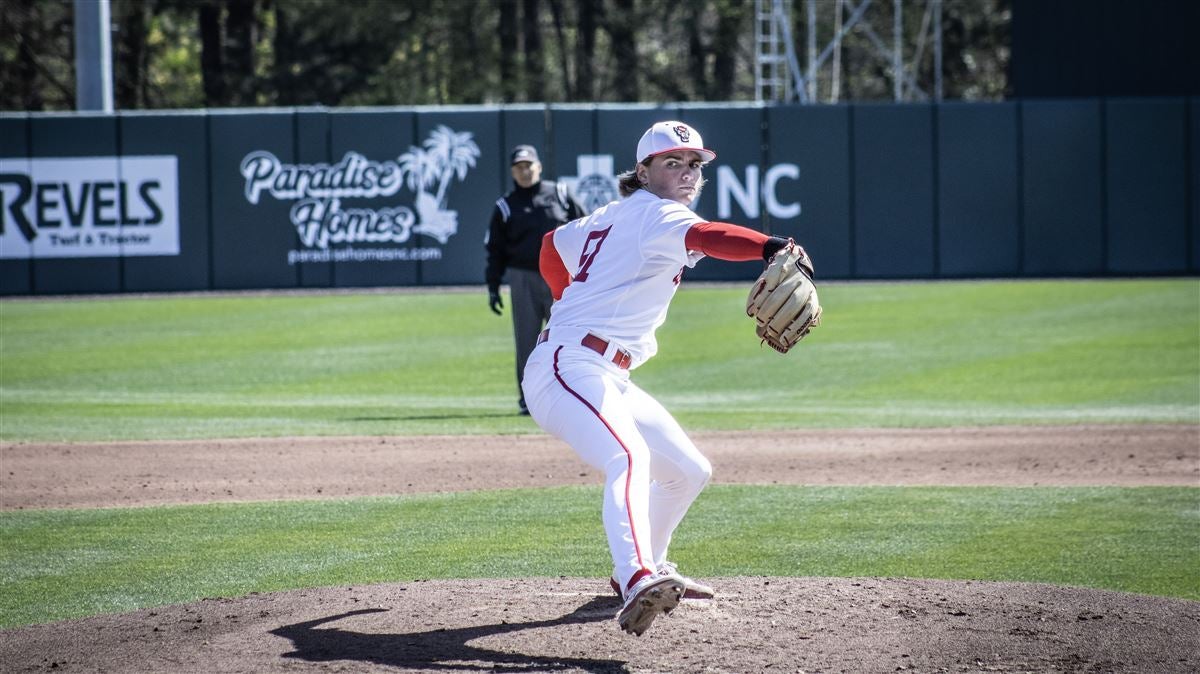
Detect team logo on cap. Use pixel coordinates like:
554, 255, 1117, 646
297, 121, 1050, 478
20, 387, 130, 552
672, 125, 691, 142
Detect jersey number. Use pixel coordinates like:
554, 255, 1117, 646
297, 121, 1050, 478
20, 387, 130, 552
574, 225, 613, 282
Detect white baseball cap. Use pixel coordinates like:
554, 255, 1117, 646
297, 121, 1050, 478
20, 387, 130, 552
636, 121, 717, 163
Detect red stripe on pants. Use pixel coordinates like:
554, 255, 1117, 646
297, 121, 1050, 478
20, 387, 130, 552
551, 346, 651, 577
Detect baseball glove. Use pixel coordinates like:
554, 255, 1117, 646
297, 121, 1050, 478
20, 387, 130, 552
745, 242, 822, 353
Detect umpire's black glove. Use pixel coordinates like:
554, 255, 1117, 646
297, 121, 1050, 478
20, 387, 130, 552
488, 287, 504, 315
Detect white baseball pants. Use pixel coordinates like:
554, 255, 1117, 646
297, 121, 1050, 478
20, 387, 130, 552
522, 339, 712, 593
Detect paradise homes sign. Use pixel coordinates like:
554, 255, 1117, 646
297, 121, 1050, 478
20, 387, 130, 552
240, 125, 480, 265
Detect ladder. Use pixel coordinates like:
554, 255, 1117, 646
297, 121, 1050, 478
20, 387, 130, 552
754, 0, 793, 102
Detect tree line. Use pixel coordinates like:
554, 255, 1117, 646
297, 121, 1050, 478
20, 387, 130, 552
1, 0, 1011, 112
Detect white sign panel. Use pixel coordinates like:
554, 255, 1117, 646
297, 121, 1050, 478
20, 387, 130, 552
0, 156, 179, 259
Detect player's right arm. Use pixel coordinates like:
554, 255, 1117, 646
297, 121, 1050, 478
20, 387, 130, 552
539, 230, 571, 300
685, 222, 789, 262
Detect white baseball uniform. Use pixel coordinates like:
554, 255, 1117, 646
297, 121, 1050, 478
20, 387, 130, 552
521, 188, 713, 593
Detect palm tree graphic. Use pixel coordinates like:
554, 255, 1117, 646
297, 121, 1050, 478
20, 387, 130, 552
425, 125, 480, 206
397, 125, 480, 244
397, 145, 439, 196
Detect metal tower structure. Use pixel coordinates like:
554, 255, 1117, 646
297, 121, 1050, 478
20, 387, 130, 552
755, 0, 799, 102
754, 0, 944, 104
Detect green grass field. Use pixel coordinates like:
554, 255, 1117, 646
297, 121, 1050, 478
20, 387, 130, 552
1, 279, 1197, 628
2, 485, 1196, 628
1, 279, 1196, 441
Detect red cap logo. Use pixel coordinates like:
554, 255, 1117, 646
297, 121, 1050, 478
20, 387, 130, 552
672, 125, 691, 143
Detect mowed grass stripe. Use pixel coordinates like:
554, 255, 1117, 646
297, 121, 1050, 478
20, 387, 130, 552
1, 485, 1196, 628
2, 279, 1197, 441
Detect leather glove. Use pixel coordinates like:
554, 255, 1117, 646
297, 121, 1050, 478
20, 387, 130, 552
746, 242, 821, 353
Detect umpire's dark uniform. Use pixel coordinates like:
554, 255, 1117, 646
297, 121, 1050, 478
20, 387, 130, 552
486, 146, 586, 414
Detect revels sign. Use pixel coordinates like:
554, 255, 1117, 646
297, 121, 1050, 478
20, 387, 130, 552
0, 156, 179, 259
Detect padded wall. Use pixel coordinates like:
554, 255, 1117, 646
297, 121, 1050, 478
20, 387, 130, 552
29, 115, 122, 294
853, 104, 936, 278
938, 103, 1020, 277
1105, 98, 1190, 274
0, 115, 32, 294
1021, 100, 1105, 275
119, 113, 210, 292
2, 99, 1195, 295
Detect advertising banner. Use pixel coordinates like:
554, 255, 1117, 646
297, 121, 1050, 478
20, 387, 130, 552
0, 156, 179, 260
294, 109, 334, 288
323, 108, 420, 287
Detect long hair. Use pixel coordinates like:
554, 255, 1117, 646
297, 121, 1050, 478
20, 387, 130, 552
617, 161, 649, 198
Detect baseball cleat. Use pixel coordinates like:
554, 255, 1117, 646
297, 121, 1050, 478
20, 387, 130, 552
617, 571, 684, 636
659, 561, 715, 600
610, 562, 714, 601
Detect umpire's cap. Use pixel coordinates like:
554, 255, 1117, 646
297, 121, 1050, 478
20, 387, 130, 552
510, 145, 540, 165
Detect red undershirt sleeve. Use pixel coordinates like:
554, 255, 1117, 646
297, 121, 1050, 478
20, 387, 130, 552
684, 221, 770, 262
539, 230, 571, 300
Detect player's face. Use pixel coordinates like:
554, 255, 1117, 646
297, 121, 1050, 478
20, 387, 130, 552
638, 151, 707, 205
512, 160, 542, 188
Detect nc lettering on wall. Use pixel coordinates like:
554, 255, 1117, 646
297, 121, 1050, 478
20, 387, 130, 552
715, 164, 802, 220
556, 155, 802, 225
0, 157, 179, 259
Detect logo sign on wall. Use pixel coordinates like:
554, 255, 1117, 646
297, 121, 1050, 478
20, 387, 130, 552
560, 155, 619, 213
240, 125, 480, 265
0, 156, 179, 259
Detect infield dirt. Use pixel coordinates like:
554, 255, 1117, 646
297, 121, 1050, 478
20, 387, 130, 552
1, 425, 1198, 673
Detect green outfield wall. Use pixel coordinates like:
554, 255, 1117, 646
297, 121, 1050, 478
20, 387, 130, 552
1, 99, 1197, 295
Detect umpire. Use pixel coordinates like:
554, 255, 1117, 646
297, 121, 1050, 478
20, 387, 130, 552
486, 144, 586, 415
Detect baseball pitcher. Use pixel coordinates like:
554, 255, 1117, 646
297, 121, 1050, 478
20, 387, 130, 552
521, 121, 821, 636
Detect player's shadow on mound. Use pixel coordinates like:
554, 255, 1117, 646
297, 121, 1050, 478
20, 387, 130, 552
270, 595, 626, 673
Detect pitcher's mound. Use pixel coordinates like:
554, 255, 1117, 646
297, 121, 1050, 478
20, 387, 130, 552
3, 576, 1198, 672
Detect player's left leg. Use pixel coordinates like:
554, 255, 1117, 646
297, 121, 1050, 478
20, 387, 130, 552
623, 381, 712, 567
525, 345, 659, 592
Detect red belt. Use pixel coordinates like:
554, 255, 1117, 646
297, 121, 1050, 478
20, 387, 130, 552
538, 329, 632, 370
